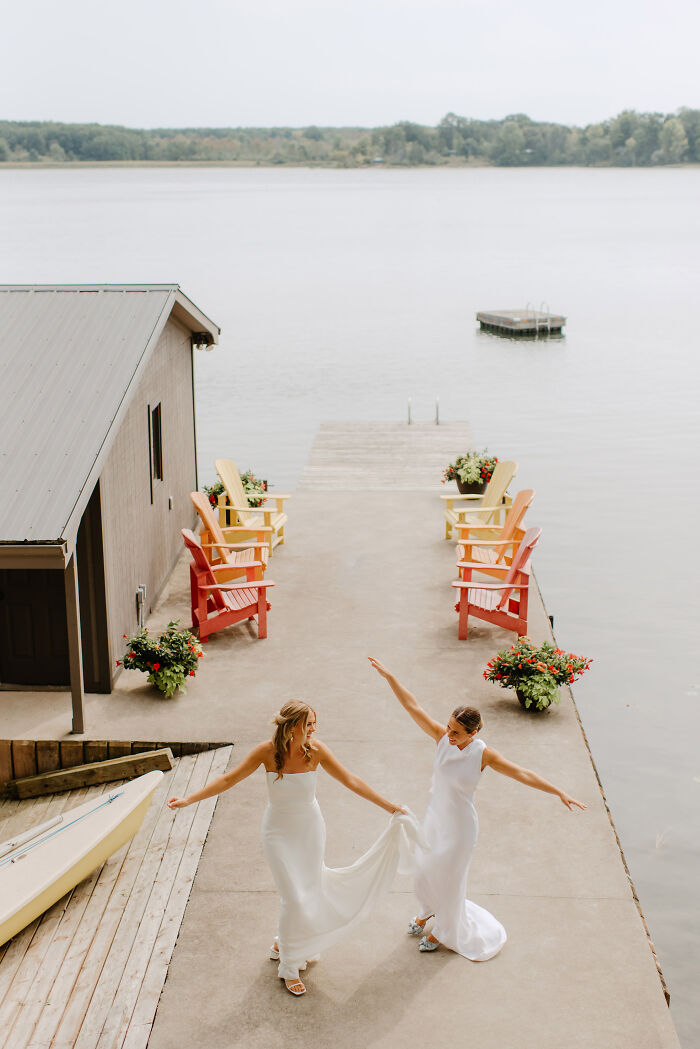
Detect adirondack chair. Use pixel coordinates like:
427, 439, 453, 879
441, 460, 518, 540
456, 489, 535, 580
215, 459, 290, 556
182, 529, 275, 641
190, 491, 270, 582
451, 527, 541, 640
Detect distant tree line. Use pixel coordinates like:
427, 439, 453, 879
1, 109, 700, 167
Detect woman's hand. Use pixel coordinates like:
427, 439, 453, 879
167, 797, 191, 810
367, 656, 391, 679
391, 805, 408, 815
559, 793, 587, 811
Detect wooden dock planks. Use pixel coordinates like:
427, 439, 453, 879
299, 420, 476, 490
0, 746, 232, 1049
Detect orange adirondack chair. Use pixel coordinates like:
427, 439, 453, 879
451, 527, 541, 640
190, 491, 270, 582
456, 489, 535, 580
182, 529, 275, 641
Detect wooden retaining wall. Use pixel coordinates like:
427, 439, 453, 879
0, 740, 232, 797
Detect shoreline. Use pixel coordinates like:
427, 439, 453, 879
0, 160, 697, 171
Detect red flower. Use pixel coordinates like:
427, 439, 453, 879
189, 670, 195, 676
495, 673, 502, 679
115, 660, 122, 666
152, 663, 160, 671
129, 651, 136, 658
197, 651, 203, 658
123, 633, 127, 640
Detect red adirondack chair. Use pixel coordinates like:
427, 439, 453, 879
451, 527, 541, 640
182, 529, 275, 641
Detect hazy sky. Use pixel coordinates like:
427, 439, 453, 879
3, 0, 699, 129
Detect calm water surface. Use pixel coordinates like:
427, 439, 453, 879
1, 166, 699, 1044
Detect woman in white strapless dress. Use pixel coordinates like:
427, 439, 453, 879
168, 700, 423, 996
368, 658, 586, 960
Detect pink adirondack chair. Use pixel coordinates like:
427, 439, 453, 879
182, 529, 275, 641
456, 489, 535, 580
451, 527, 541, 640
190, 491, 270, 582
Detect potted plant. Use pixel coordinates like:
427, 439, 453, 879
442, 450, 498, 495
117, 620, 204, 698
204, 469, 268, 510
483, 637, 592, 713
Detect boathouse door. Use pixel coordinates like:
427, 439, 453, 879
0, 484, 110, 691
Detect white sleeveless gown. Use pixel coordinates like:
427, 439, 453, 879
262, 769, 423, 981
414, 734, 506, 960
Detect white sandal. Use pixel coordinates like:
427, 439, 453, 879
408, 914, 434, 935
269, 941, 280, 961
284, 977, 306, 996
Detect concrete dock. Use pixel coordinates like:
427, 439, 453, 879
0, 422, 681, 1049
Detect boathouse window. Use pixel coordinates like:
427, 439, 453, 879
148, 403, 163, 502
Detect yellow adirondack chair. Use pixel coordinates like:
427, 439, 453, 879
456, 489, 535, 579
441, 460, 518, 540
215, 459, 290, 556
190, 491, 270, 582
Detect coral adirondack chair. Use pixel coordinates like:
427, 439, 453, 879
190, 491, 270, 582
456, 489, 535, 579
182, 529, 275, 641
215, 459, 290, 556
441, 460, 518, 540
451, 526, 541, 640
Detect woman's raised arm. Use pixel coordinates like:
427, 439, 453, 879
368, 657, 445, 742
316, 741, 405, 815
482, 747, 586, 811
167, 741, 271, 809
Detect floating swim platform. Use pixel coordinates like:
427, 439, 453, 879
477, 309, 566, 335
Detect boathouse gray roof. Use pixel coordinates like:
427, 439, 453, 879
0, 285, 219, 550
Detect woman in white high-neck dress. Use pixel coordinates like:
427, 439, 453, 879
368, 658, 586, 959
168, 700, 421, 996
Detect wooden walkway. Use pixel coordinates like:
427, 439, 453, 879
0, 747, 231, 1049
298, 420, 475, 490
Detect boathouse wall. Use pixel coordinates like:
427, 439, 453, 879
99, 316, 199, 686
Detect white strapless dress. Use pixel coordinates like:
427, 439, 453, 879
414, 735, 506, 961
262, 769, 423, 980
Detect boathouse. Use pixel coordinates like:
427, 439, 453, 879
0, 285, 220, 731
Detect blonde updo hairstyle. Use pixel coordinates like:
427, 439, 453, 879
272, 700, 316, 779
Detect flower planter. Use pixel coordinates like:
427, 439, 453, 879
515, 688, 551, 713
456, 478, 488, 496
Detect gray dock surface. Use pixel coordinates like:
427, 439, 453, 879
0, 422, 680, 1049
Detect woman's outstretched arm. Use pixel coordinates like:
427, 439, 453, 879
482, 748, 586, 811
368, 657, 445, 742
316, 741, 406, 815
167, 742, 271, 809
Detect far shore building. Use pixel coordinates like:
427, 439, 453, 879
0, 284, 220, 732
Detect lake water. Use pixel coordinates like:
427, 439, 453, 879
1, 166, 699, 1043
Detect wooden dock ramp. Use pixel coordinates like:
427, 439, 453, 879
0, 747, 231, 1049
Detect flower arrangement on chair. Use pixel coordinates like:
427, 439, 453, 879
442, 449, 498, 489
204, 469, 268, 509
483, 637, 592, 712
117, 620, 204, 698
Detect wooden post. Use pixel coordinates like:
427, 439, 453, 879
64, 553, 85, 734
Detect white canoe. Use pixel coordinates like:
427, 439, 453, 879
0, 770, 163, 947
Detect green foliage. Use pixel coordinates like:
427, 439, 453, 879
483, 638, 592, 712
203, 469, 268, 510
442, 449, 498, 485
1, 109, 699, 167
118, 620, 203, 698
